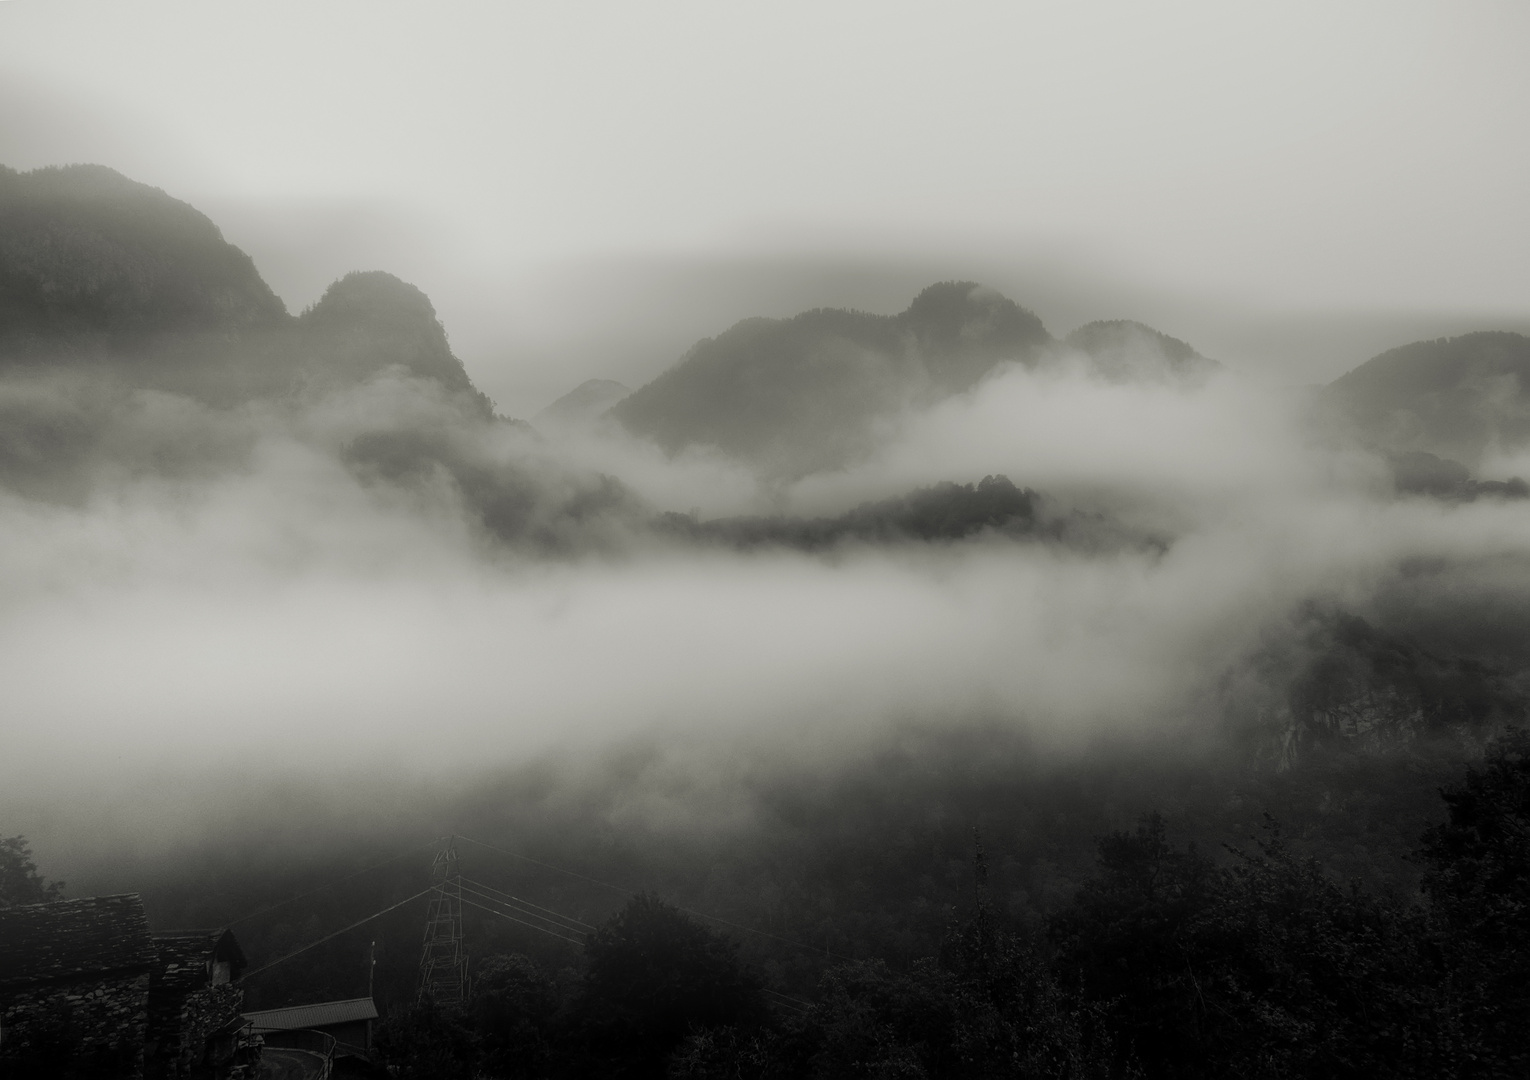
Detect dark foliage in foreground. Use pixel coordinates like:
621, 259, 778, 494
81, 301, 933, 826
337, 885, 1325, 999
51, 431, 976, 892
1418, 727, 1530, 1074
1053, 815, 1452, 1078
372, 731, 1530, 1079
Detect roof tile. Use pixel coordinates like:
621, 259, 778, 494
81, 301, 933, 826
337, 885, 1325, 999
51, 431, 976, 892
244, 997, 378, 1031
0, 894, 155, 988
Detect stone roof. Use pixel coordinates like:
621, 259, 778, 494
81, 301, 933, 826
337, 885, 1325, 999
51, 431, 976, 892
150, 929, 248, 993
0, 893, 156, 989
244, 997, 378, 1032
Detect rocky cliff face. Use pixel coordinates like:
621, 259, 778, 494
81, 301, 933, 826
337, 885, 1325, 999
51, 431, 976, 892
1234, 609, 1528, 772
1268, 686, 1428, 772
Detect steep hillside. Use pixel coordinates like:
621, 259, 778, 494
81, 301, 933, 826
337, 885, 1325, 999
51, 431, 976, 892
0, 164, 287, 352
611, 282, 1050, 477
293, 271, 489, 409
1322, 331, 1530, 466
534, 378, 631, 431
0, 164, 494, 414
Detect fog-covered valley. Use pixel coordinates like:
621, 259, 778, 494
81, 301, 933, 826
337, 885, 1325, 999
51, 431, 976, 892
0, 157, 1526, 833
4, 154, 1530, 1076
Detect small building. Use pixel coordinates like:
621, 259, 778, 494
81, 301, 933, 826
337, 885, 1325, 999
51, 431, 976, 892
243, 997, 378, 1056
0, 897, 254, 1079
145, 929, 251, 1078
0, 893, 158, 1078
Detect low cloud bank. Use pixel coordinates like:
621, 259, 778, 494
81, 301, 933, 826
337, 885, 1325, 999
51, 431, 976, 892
4, 354, 1530, 858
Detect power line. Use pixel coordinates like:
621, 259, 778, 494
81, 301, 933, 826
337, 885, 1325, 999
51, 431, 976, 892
460, 886, 811, 1012
224, 839, 436, 929
455, 833, 853, 962
762, 988, 812, 1013
458, 862, 815, 1009
457, 880, 591, 937
232, 835, 826, 1008
457, 882, 590, 936
459, 895, 586, 946
457, 834, 632, 897
459, 875, 597, 930
242, 886, 434, 979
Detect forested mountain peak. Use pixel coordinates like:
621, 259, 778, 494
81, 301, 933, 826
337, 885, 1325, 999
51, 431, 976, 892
0, 164, 496, 414
1321, 330, 1530, 466
295, 270, 484, 400
534, 378, 632, 431
898, 281, 1051, 389
302, 269, 438, 327
610, 283, 1052, 477
1331, 330, 1530, 394
1064, 319, 1219, 383
0, 163, 287, 350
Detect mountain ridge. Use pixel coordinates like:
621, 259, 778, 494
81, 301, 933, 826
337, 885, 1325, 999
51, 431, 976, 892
0, 163, 287, 350
609, 281, 1051, 477
1064, 319, 1220, 383
0, 163, 491, 414
1321, 330, 1530, 467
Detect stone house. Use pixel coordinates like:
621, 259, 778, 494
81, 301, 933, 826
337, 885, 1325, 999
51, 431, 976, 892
0, 893, 157, 1078
145, 929, 250, 1078
0, 896, 253, 1079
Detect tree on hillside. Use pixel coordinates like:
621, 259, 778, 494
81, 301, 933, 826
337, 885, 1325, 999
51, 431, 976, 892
0, 835, 64, 907
1048, 813, 1219, 1076
374, 998, 478, 1080
576, 894, 764, 1076
1049, 812, 1466, 1078
471, 952, 562, 1080
673, 842, 1113, 1080
1418, 727, 1530, 1074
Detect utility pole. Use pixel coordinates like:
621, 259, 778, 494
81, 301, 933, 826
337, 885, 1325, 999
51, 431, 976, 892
417, 836, 469, 1008
368, 940, 376, 999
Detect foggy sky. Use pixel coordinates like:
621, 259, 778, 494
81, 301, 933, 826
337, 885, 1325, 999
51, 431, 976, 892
3, 2, 1529, 413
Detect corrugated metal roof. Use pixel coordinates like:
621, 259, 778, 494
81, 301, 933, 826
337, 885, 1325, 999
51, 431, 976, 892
0, 894, 155, 989
244, 997, 378, 1032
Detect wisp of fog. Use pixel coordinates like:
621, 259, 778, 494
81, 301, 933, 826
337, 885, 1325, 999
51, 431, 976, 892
5, 345, 1529, 853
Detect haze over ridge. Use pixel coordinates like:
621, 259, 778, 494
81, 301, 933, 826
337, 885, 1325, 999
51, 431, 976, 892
5, 3, 1529, 412
1, 164, 1529, 881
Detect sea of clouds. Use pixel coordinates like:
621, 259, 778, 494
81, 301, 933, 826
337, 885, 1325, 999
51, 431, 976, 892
5, 350, 1529, 862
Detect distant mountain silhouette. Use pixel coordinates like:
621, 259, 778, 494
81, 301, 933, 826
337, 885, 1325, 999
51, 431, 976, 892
293, 271, 485, 402
0, 164, 491, 413
0, 164, 284, 350
534, 378, 631, 431
1322, 331, 1530, 466
1064, 320, 1219, 384
611, 282, 1051, 477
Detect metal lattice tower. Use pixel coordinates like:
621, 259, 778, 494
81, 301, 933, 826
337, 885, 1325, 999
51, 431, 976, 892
417, 836, 469, 1007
